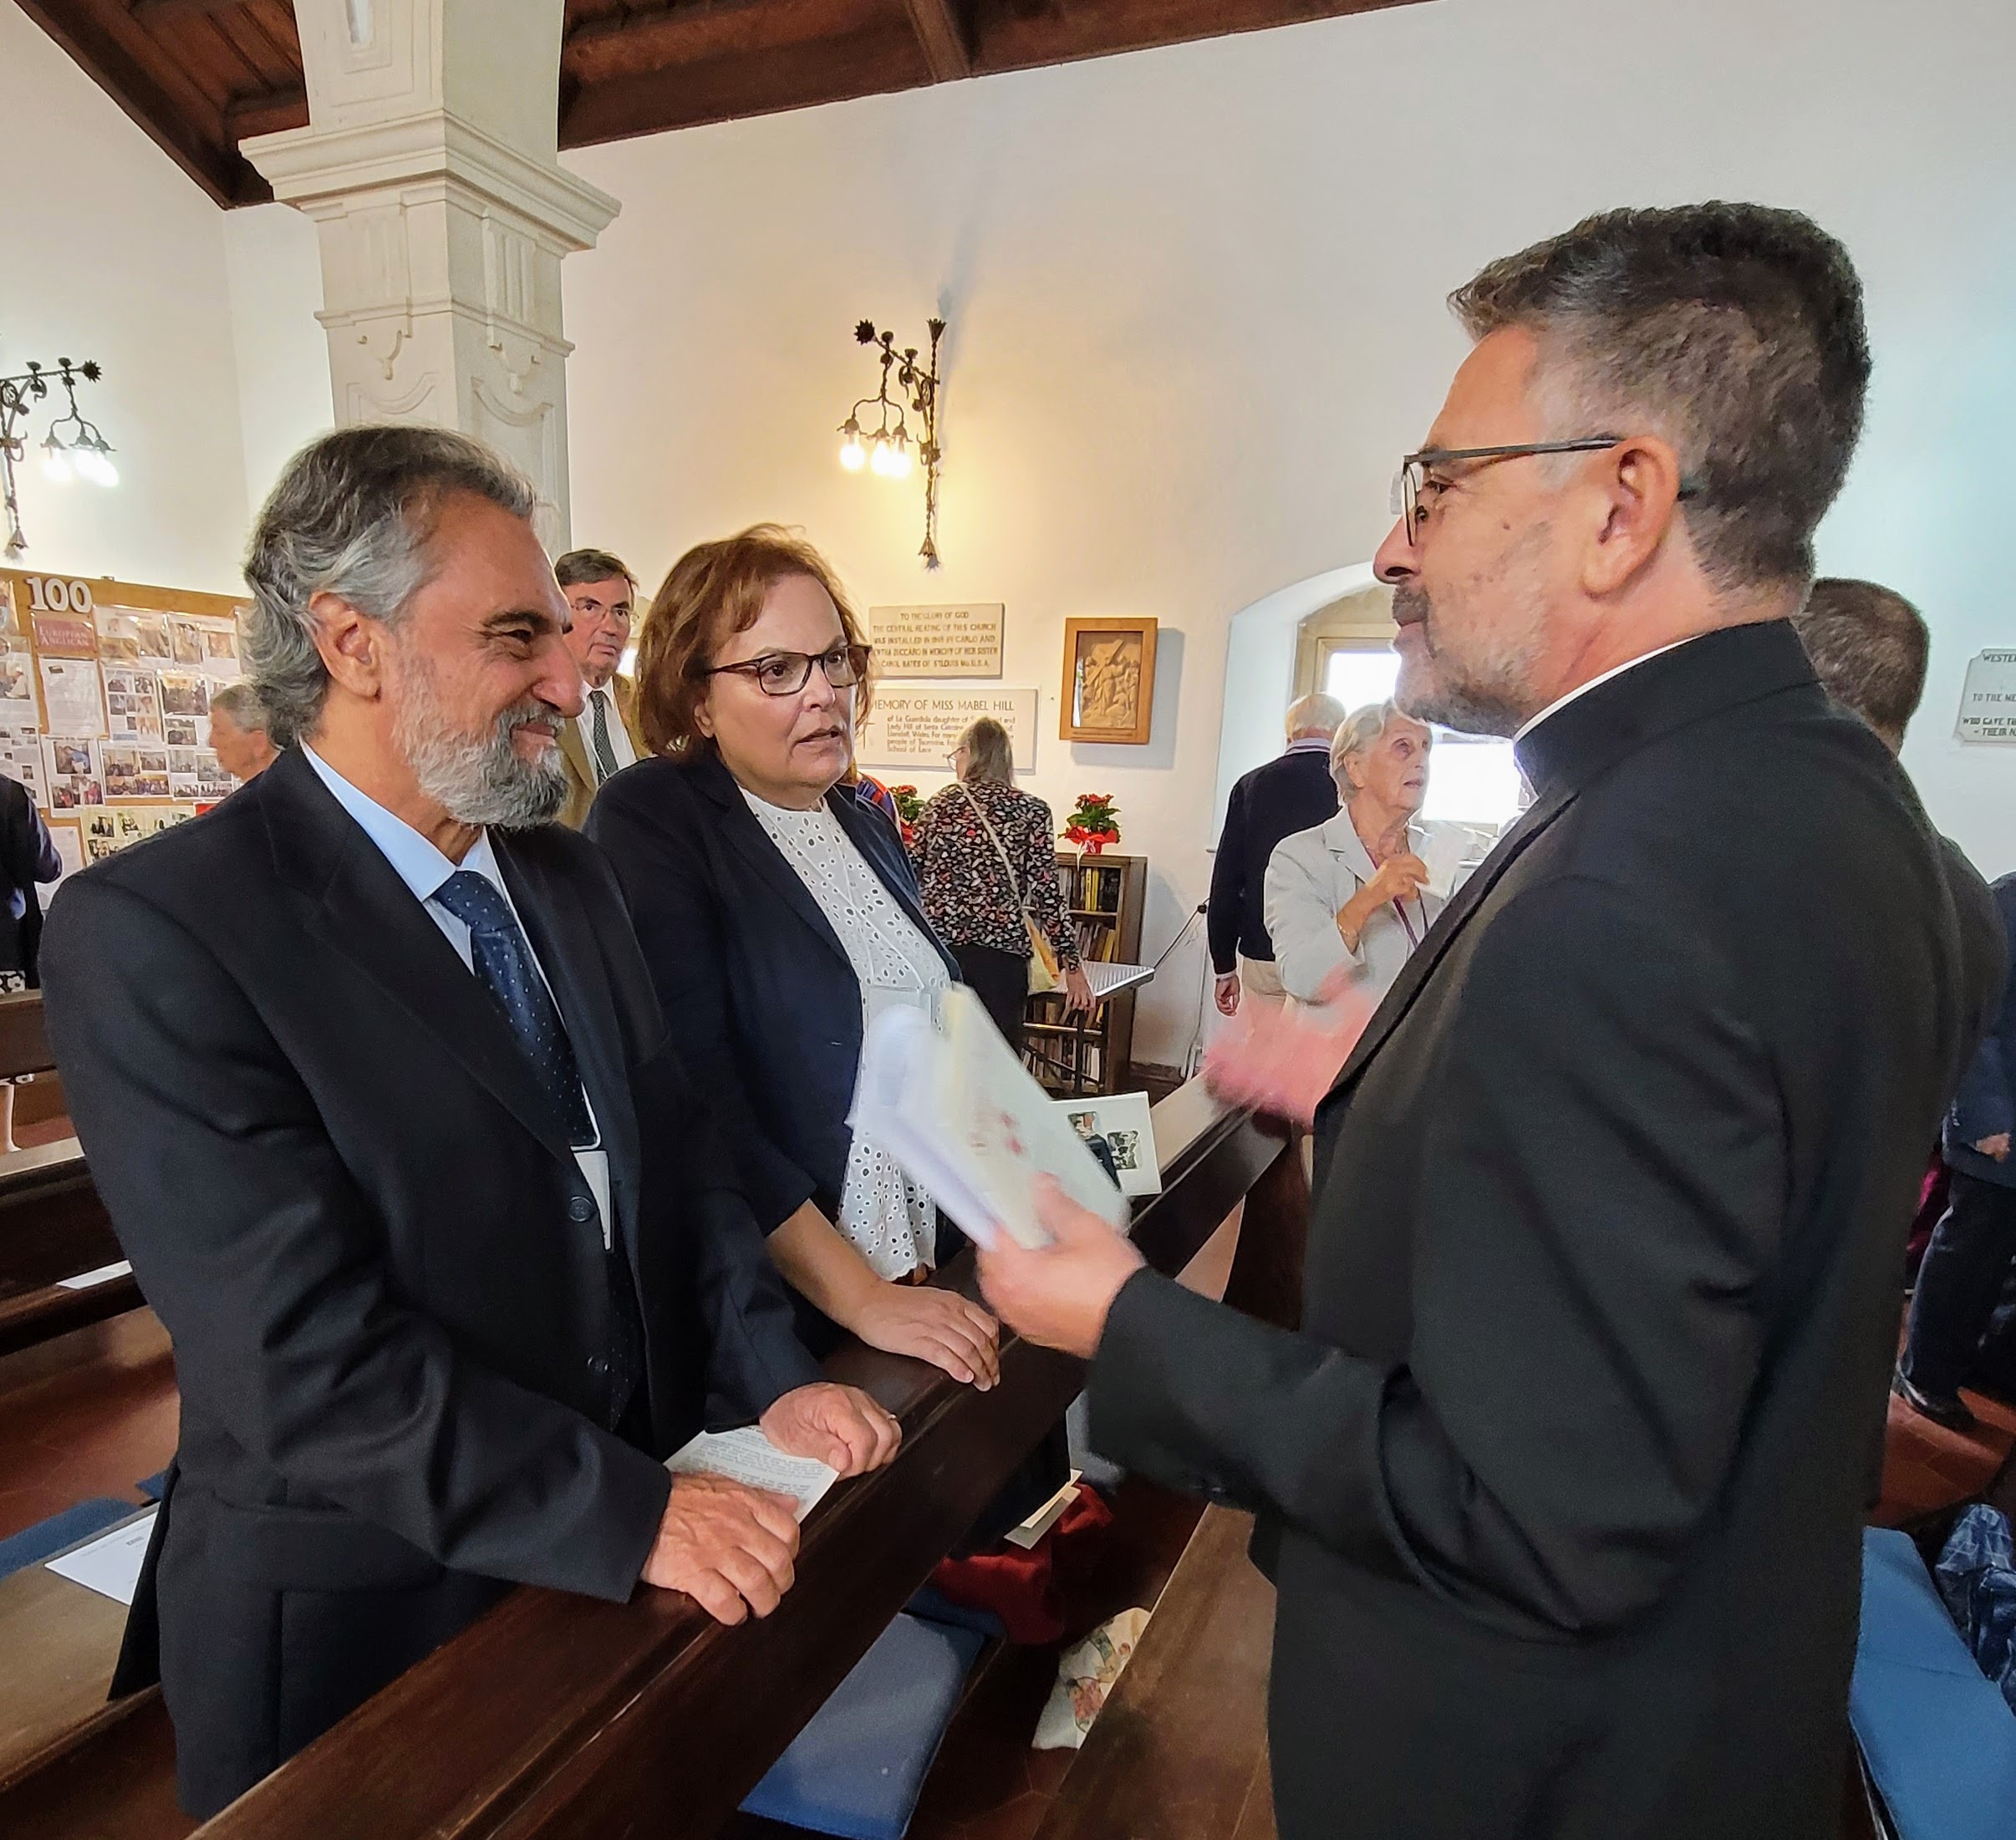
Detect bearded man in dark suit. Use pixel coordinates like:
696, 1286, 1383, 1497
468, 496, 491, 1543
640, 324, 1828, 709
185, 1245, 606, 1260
978, 204, 1997, 1839
43, 427, 899, 1819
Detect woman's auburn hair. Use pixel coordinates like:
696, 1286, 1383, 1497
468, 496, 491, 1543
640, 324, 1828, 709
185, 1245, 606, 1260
634, 523, 873, 758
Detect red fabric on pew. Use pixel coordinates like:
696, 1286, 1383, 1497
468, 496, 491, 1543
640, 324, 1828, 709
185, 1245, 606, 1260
929, 1487, 1115, 1646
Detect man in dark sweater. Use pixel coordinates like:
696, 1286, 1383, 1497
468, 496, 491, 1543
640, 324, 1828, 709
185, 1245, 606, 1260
1207, 692, 1343, 1014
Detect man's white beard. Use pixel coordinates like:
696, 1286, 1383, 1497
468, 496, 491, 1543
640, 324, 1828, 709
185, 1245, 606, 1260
392, 646, 568, 830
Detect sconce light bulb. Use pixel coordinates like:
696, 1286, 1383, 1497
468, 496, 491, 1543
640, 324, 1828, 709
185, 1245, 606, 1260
40, 435, 72, 485
92, 453, 119, 489
887, 442, 914, 480
869, 439, 893, 476
839, 433, 867, 472
74, 446, 113, 487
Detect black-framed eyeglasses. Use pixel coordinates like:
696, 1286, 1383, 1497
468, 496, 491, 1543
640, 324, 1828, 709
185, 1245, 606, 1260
704, 642, 873, 698
1390, 438, 1623, 544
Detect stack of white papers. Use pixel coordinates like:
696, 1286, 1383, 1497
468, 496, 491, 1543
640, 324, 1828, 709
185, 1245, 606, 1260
46, 1509, 155, 1604
852, 985, 1129, 1252
667, 1427, 837, 1522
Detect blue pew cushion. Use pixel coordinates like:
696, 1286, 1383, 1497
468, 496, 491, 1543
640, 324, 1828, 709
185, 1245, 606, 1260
136, 1470, 169, 1502
0, 1497, 135, 1583
741, 1610, 986, 1840
1851, 1527, 2016, 1840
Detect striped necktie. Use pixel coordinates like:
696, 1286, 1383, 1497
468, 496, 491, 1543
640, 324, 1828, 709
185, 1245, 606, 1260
588, 689, 621, 783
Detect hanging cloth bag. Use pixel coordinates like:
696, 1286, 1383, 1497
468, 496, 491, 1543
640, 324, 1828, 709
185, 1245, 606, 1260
959, 783, 1061, 995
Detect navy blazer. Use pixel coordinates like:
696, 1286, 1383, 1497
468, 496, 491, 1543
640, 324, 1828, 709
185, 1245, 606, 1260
587, 750, 960, 1234
1207, 745, 1339, 971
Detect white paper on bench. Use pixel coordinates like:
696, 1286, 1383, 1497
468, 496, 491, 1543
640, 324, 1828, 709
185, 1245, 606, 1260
55, 1259, 132, 1290
45, 1508, 155, 1604
666, 1427, 837, 1522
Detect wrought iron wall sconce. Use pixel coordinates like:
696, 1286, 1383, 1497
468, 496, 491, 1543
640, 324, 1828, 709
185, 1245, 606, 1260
837, 317, 944, 567
0, 348, 117, 559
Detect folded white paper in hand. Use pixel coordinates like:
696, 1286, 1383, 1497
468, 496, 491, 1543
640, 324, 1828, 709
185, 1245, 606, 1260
666, 1426, 837, 1522
851, 985, 1129, 1251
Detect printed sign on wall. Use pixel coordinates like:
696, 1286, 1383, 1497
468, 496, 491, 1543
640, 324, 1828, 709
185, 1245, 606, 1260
1957, 650, 2016, 741
856, 686, 1039, 770
868, 604, 1005, 679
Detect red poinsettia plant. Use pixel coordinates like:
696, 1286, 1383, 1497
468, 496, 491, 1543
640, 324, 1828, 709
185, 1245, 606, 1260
888, 784, 922, 844
1063, 792, 1121, 854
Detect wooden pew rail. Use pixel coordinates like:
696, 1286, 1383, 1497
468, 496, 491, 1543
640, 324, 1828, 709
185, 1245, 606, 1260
0, 1077, 1301, 1840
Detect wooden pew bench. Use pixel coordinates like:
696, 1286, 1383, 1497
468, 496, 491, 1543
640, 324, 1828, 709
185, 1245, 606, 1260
0, 1080, 1295, 1840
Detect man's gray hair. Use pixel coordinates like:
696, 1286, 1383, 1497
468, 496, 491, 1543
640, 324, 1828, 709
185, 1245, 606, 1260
242, 426, 539, 748
554, 548, 637, 592
1284, 692, 1347, 740
1791, 577, 1930, 750
208, 679, 270, 733
1448, 202, 1870, 597
1331, 701, 1426, 781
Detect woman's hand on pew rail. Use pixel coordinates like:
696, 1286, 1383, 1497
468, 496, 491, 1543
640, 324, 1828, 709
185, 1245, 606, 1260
642, 1472, 802, 1624
976, 1177, 1145, 1361
761, 1380, 904, 1476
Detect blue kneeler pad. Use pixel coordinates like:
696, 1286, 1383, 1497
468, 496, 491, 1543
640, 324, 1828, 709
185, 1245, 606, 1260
0, 1498, 135, 1583
1851, 1527, 2016, 1839
741, 1611, 986, 1840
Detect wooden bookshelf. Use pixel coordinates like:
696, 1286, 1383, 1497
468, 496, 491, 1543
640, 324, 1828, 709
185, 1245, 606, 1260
1024, 851, 1148, 1096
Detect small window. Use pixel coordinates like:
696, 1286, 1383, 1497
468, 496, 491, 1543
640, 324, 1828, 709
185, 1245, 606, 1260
1320, 640, 1523, 829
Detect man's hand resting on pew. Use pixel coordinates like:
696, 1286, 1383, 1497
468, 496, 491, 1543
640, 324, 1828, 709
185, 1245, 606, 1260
976, 1177, 1144, 1361
644, 1385, 898, 1622
761, 1380, 904, 1474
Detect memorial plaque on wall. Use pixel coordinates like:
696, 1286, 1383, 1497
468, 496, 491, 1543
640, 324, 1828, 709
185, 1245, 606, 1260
1956, 650, 2016, 741
867, 604, 1005, 679
857, 685, 1039, 770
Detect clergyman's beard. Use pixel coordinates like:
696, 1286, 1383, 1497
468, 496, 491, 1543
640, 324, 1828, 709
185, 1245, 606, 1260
392, 649, 569, 829
1390, 536, 1555, 739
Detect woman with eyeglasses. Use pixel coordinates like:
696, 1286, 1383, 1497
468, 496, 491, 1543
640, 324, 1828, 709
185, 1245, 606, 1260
586, 526, 1001, 1391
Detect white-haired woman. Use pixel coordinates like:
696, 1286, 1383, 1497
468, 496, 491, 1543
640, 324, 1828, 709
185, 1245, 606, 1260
1264, 701, 1443, 1008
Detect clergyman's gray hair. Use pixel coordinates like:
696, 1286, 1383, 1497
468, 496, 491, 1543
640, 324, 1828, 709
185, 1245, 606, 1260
956, 716, 1015, 785
1331, 701, 1428, 783
1448, 202, 1870, 597
242, 426, 539, 748
1284, 692, 1346, 740
208, 679, 271, 734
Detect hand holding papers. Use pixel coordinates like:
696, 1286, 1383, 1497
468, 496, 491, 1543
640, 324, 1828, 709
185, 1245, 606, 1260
975, 1177, 1148, 1360
669, 1426, 839, 1522
853, 985, 1128, 1252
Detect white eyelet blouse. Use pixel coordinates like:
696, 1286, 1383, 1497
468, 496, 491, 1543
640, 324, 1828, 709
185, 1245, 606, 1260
741, 789, 949, 1278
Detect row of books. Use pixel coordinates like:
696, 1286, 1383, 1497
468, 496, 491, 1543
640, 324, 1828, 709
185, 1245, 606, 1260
1060, 861, 1126, 914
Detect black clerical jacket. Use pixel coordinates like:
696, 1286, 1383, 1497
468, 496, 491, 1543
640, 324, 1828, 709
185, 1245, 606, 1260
41, 746, 820, 1818
1092, 623, 1996, 1840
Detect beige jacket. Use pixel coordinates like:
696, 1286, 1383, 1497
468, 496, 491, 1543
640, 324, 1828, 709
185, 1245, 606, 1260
556, 673, 650, 830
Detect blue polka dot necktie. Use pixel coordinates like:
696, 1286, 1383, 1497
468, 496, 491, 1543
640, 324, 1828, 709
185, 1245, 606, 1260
431, 868, 644, 1431
432, 870, 596, 1148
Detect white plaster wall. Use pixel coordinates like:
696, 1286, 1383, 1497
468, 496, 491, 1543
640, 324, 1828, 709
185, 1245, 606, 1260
557, 0, 2016, 1062
0, 7, 250, 595
221, 206, 334, 518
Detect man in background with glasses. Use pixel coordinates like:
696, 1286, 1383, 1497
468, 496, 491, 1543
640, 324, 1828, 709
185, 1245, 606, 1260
553, 547, 649, 828
978, 202, 1997, 1839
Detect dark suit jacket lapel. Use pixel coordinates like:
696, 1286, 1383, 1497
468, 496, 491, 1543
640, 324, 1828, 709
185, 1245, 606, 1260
263, 749, 580, 1167
686, 753, 852, 970
498, 837, 642, 1250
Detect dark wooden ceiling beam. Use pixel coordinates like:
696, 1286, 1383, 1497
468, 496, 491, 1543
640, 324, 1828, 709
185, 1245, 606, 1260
901, 0, 972, 81
969, 0, 1425, 76
13, 0, 267, 207
127, 0, 250, 24
562, 17, 929, 145
224, 82, 308, 140
564, 0, 888, 83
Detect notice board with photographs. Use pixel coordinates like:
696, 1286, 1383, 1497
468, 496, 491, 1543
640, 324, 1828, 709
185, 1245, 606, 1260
0, 568, 248, 884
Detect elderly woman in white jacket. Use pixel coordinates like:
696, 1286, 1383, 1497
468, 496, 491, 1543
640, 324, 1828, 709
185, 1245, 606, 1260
1264, 700, 1443, 1008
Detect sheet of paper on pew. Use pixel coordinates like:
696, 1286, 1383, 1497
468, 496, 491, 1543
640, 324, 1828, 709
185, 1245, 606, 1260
666, 1427, 837, 1522
852, 985, 1129, 1253
1051, 1092, 1162, 1199
1005, 1469, 1084, 1550
45, 1508, 155, 1605
55, 1258, 131, 1290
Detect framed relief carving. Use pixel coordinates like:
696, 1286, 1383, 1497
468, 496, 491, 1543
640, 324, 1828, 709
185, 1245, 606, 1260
1060, 616, 1157, 745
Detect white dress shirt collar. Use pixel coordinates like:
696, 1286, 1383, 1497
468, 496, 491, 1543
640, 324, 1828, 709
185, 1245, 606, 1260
301, 743, 508, 905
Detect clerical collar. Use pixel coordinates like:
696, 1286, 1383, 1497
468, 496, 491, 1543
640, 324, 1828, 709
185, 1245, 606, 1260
1512, 638, 1696, 744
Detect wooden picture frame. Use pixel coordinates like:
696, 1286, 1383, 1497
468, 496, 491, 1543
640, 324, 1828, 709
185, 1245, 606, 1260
1059, 616, 1157, 745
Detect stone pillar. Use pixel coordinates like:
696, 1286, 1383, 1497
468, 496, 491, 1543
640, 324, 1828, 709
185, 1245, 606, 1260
241, 0, 618, 548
